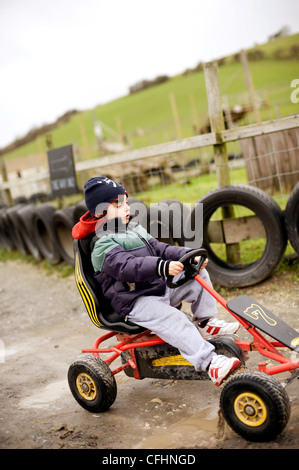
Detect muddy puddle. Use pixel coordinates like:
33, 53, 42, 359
135, 400, 299, 449
19, 380, 69, 409
135, 405, 229, 449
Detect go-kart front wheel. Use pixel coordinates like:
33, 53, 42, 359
68, 355, 117, 412
220, 371, 290, 442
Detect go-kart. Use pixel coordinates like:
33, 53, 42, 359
68, 238, 299, 442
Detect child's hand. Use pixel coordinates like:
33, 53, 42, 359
194, 257, 209, 270
168, 261, 184, 276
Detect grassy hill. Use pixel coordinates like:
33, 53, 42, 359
3, 33, 299, 162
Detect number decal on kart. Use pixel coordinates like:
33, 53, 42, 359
243, 303, 277, 327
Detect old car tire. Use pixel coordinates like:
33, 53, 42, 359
16, 204, 43, 260
158, 199, 191, 246
188, 185, 287, 287
32, 204, 61, 264
0, 210, 16, 251
5, 205, 30, 256
73, 200, 87, 224
147, 204, 175, 245
285, 182, 299, 255
52, 206, 76, 265
127, 197, 148, 230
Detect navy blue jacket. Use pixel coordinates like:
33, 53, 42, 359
91, 218, 190, 318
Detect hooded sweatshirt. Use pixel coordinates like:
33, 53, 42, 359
72, 211, 102, 240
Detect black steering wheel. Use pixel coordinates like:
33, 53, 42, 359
166, 248, 208, 288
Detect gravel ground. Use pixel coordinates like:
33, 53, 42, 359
0, 258, 298, 451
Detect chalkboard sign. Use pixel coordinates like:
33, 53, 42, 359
47, 144, 79, 197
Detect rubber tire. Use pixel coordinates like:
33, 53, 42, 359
0, 209, 15, 251
0, 211, 6, 249
146, 204, 175, 244
127, 197, 148, 230
29, 192, 50, 204
208, 337, 245, 365
158, 199, 191, 246
220, 370, 290, 442
68, 355, 117, 413
189, 185, 287, 287
73, 200, 87, 224
31, 204, 61, 264
5, 204, 30, 256
285, 182, 299, 255
16, 204, 43, 260
52, 206, 76, 266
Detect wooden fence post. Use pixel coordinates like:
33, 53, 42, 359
169, 93, 183, 140
204, 61, 230, 185
115, 115, 126, 146
78, 115, 91, 160
189, 94, 199, 133
189, 94, 202, 159
204, 61, 240, 263
240, 50, 261, 123
0, 157, 13, 207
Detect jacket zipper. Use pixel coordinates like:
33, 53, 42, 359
137, 233, 155, 256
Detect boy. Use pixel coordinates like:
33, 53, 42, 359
72, 176, 241, 386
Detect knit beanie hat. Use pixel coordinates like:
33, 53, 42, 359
84, 176, 127, 216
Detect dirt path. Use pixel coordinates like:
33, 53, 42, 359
0, 259, 298, 451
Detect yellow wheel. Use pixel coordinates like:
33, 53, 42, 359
220, 371, 290, 442
68, 355, 117, 412
234, 392, 267, 427
76, 372, 97, 401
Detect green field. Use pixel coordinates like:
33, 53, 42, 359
3, 33, 299, 162
1, 33, 298, 275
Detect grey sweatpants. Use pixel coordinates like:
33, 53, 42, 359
127, 269, 218, 372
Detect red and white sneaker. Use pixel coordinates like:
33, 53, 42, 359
208, 354, 242, 386
199, 318, 240, 338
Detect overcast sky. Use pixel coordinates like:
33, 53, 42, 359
0, 0, 299, 149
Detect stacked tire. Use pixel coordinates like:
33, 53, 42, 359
0, 208, 16, 252
16, 204, 43, 260
0, 183, 298, 287
0, 203, 65, 265
284, 182, 299, 256
187, 185, 288, 287
0, 201, 92, 267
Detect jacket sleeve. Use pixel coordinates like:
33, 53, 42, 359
92, 239, 161, 282
148, 237, 191, 261
103, 246, 161, 282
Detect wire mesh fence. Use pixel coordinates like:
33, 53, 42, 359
0, 120, 298, 288
1, 125, 298, 208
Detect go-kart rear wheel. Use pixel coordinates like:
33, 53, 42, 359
68, 355, 117, 412
209, 336, 246, 364
220, 371, 290, 442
